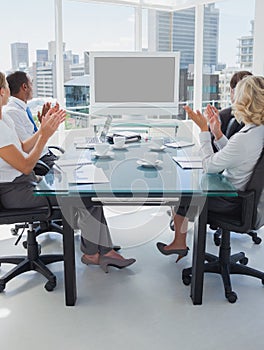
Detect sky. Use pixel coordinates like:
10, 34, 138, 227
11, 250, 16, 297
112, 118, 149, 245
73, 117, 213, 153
0, 0, 255, 72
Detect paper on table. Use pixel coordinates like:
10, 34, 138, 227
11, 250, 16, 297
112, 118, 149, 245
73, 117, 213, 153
75, 143, 95, 149
165, 140, 194, 148
174, 161, 203, 169
173, 156, 202, 162
65, 164, 109, 184
172, 156, 203, 169
56, 158, 92, 167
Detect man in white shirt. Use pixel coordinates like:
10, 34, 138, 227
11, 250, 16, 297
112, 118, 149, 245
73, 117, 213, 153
3, 71, 58, 175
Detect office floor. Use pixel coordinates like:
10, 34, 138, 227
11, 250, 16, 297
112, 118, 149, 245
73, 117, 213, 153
0, 206, 264, 350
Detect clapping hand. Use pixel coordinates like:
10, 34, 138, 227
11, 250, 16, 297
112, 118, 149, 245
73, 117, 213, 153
205, 104, 223, 140
183, 105, 208, 132
37, 102, 60, 123
40, 108, 66, 140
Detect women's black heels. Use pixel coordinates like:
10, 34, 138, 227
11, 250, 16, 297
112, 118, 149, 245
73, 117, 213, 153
156, 242, 189, 262
99, 256, 136, 273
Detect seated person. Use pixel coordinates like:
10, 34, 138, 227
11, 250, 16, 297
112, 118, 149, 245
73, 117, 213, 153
210, 71, 252, 151
4, 71, 60, 174
157, 75, 264, 261
0, 71, 136, 272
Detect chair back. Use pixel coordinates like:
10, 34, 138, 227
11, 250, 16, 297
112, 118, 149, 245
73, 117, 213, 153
246, 148, 264, 230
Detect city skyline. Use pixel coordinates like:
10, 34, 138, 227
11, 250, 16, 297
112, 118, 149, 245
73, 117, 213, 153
0, 0, 255, 72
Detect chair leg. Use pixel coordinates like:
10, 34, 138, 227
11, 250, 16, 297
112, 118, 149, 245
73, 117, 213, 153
0, 226, 63, 293
183, 228, 264, 303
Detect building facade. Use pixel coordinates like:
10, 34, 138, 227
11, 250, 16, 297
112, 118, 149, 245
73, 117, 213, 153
148, 4, 219, 72
11, 42, 29, 71
237, 20, 254, 70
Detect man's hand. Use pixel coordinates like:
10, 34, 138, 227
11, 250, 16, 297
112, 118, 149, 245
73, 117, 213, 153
37, 102, 51, 123
37, 102, 60, 123
183, 105, 208, 132
39, 108, 66, 140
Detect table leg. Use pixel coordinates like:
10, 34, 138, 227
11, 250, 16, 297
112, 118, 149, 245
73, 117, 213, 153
190, 198, 208, 305
61, 198, 77, 306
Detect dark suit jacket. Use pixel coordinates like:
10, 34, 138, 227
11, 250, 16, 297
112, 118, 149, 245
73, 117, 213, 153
219, 107, 244, 137
211, 107, 244, 152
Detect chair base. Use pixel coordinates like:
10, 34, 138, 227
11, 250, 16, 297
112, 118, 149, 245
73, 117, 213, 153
0, 227, 63, 292
182, 230, 264, 303
213, 227, 262, 246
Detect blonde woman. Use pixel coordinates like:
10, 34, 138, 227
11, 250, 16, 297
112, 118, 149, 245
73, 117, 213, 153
0, 72, 135, 272
157, 75, 264, 261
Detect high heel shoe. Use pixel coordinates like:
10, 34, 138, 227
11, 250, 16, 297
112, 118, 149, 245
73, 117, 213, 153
81, 254, 99, 266
99, 256, 136, 273
156, 242, 189, 262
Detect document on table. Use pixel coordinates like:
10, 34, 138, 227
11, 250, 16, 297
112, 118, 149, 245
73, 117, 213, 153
55, 157, 92, 167
165, 140, 194, 148
172, 156, 203, 169
64, 164, 110, 184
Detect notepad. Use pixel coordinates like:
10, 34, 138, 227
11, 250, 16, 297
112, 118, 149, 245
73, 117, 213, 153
65, 164, 110, 184
172, 156, 203, 169
56, 158, 92, 167
165, 140, 194, 148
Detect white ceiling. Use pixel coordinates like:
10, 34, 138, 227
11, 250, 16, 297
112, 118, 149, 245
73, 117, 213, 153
68, 0, 221, 11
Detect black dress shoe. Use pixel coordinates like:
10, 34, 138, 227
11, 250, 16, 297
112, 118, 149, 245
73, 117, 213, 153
156, 242, 189, 257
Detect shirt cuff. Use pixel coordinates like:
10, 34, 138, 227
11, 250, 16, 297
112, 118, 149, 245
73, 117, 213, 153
214, 135, 228, 149
199, 131, 211, 143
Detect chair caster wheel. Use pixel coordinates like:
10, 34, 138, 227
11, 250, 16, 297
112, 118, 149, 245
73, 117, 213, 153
253, 236, 262, 245
239, 257, 248, 265
226, 291, 237, 303
0, 283, 6, 293
45, 280, 56, 292
182, 272, 191, 286
11, 228, 18, 236
169, 219, 174, 231
213, 228, 222, 246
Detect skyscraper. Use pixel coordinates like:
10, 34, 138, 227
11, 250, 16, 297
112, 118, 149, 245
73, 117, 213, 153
237, 20, 254, 70
36, 49, 48, 63
11, 42, 29, 71
149, 4, 219, 72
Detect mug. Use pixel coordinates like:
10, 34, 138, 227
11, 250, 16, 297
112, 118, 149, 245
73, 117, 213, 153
151, 138, 164, 149
94, 143, 109, 156
143, 152, 158, 165
113, 136, 126, 148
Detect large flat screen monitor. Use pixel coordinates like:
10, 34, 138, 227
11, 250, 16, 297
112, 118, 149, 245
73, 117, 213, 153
89, 51, 180, 116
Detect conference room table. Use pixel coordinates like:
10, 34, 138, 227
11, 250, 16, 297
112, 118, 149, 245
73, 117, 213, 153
35, 140, 237, 306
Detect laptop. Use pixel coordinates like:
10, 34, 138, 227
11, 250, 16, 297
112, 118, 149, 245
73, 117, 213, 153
75, 115, 113, 149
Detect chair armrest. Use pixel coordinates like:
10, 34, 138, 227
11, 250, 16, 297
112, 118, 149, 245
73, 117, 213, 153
208, 190, 255, 233
34, 159, 51, 174
48, 145, 65, 154
238, 190, 255, 230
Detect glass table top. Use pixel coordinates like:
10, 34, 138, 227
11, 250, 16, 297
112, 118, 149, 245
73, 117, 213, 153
35, 141, 237, 198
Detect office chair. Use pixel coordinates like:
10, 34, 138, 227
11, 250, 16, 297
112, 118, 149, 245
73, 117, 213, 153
182, 149, 264, 303
0, 196, 63, 293
211, 117, 261, 245
11, 147, 65, 237
169, 117, 262, 246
